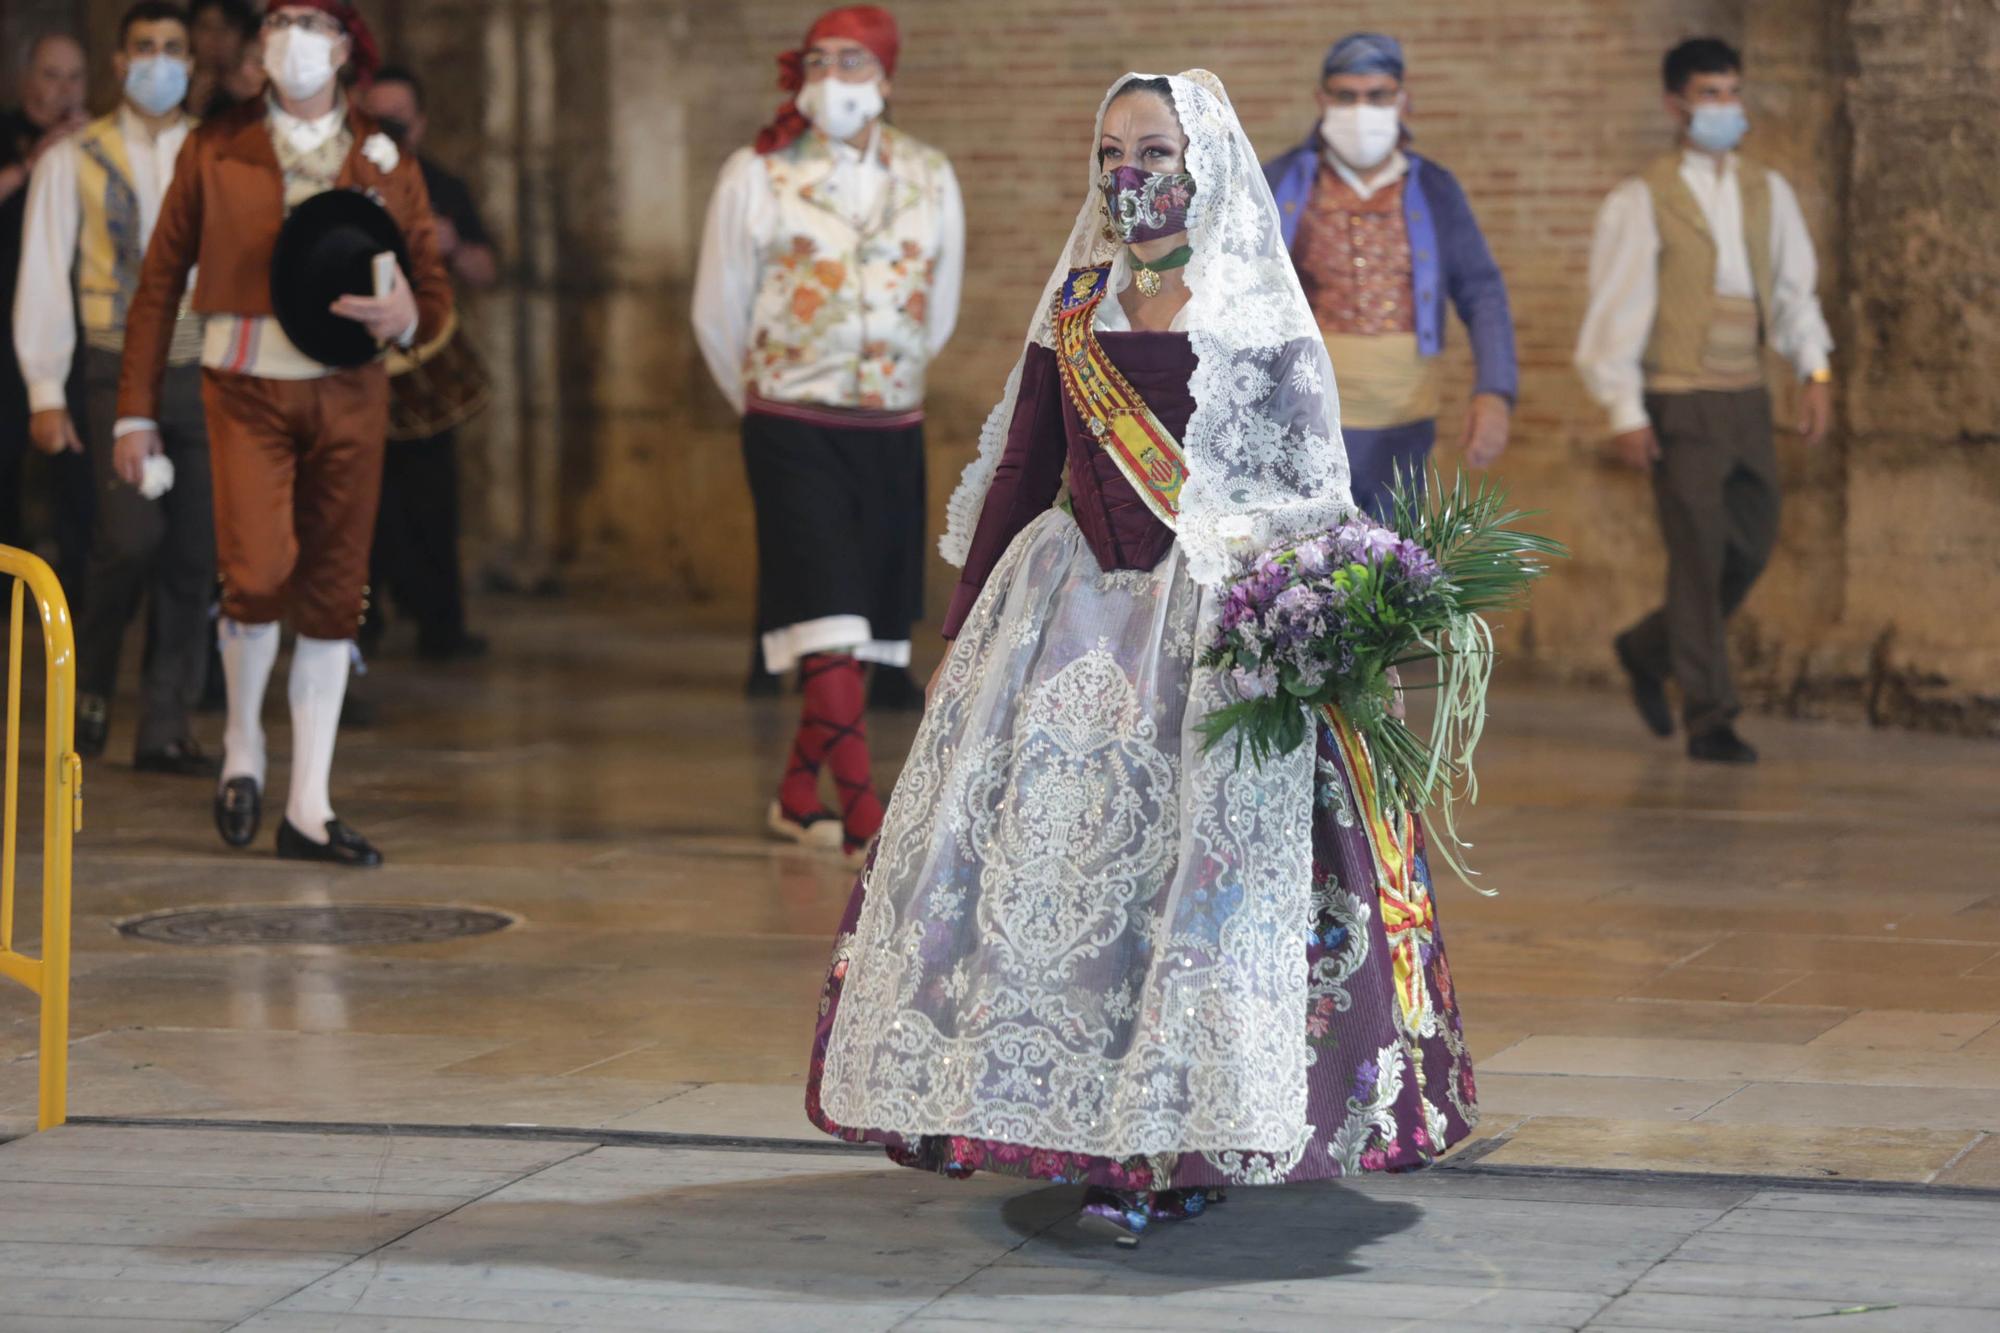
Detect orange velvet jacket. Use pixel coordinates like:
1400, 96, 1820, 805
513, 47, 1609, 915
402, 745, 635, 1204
117, 98, 454, 421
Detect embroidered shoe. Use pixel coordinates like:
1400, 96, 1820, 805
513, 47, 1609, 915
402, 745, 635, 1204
1079, 1187, 1151, 1247
767, 801, 843, 850
1147, 1187, 1226, 1221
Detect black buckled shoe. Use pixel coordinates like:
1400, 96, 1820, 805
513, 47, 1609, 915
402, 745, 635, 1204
276, 818, 384, 868
136, 738, 221, 779
1688, 725, 1759, 765
1613, 632, 1674, 739
75, 695, 109, 759
215, 776, 262, 847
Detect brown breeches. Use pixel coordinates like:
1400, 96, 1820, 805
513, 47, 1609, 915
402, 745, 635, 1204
201, 366, 389, 642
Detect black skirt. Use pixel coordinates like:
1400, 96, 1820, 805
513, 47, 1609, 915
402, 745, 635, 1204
742, 409, 926, 673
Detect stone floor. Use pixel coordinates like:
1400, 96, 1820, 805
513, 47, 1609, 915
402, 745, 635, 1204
3, 1123, 1999, 1331
0, 594, 1996, 1191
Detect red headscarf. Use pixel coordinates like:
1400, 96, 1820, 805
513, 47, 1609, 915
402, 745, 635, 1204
754, 6, 900, 155
265, 0, 382, 86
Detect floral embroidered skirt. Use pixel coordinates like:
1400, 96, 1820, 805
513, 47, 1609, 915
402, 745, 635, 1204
805, 511, 1477, 1190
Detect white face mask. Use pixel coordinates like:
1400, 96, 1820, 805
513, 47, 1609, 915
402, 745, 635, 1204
264, 26, 341, 103
1320, 103, 1402, 171
797, 77, 884, 144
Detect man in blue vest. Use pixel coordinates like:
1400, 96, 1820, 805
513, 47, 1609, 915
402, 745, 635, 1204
1263, 33, 1517, 518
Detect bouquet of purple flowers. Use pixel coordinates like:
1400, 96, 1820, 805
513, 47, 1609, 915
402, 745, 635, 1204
1201, 470, 1565, 880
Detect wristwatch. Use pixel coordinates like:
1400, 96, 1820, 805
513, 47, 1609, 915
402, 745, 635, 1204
1807, 366, 1833, 385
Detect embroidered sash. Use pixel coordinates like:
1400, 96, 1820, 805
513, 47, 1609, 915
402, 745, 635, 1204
1051, 265, 1190, 528
1325, 708, 1435, 1037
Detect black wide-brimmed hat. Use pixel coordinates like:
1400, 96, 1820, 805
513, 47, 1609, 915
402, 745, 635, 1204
270, 189, 412, 369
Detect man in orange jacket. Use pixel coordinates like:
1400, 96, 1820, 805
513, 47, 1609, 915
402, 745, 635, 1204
119, 1, 452, 865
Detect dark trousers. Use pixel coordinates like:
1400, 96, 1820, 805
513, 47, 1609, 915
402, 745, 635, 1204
1344, 417, 1438, 522
0, 367, 94, 603
741, 411, 925, 673
1623, 387, 1780, 735
76, 350, 215, 753
369, 429, 468, 649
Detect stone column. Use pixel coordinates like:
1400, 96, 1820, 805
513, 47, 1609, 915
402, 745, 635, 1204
1834, 0, 2000, 727
383, 0, 569, 592
497, 0, 565, 592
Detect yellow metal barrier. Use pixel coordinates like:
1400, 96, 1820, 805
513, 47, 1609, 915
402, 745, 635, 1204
0, 547, 79, 1131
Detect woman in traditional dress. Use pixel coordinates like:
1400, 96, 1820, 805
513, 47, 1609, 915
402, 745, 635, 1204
806, 70, 1477, 1245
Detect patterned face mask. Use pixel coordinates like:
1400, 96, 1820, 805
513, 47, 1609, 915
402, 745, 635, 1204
1099, 164, 1197, 244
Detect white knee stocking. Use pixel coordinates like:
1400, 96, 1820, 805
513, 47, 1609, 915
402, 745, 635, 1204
218, 619, 279, 787
284, 635, 351, 843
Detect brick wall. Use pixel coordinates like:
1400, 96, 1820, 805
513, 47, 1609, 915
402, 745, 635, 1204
48, 0, 2000, 730
545, 0, 1767, 622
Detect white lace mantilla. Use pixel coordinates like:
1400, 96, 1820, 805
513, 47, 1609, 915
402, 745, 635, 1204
821, 513, 1315, 1157
940, 69, 1353, 588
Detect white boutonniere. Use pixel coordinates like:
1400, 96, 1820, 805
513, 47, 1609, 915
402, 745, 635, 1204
361, 133, 400, 173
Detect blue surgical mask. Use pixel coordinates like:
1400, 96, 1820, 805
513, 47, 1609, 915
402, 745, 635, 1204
1687, 102, 1749, 154
124, 55, 189, 117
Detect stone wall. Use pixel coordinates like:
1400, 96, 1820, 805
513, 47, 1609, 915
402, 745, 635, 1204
25, 0, 2000, 732
1829, 0, 2000, 731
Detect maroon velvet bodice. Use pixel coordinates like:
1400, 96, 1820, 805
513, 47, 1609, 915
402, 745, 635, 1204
1058, 333, 1189, 578
943, 335, 1191, 637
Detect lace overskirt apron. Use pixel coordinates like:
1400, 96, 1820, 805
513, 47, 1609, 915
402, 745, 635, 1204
805, 510, 1478, 1189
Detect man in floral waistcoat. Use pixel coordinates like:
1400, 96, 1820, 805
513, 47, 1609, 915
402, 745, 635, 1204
692, 4, 963, 865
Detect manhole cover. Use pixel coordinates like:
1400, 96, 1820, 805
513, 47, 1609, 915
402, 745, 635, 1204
116, 904, 517, 946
